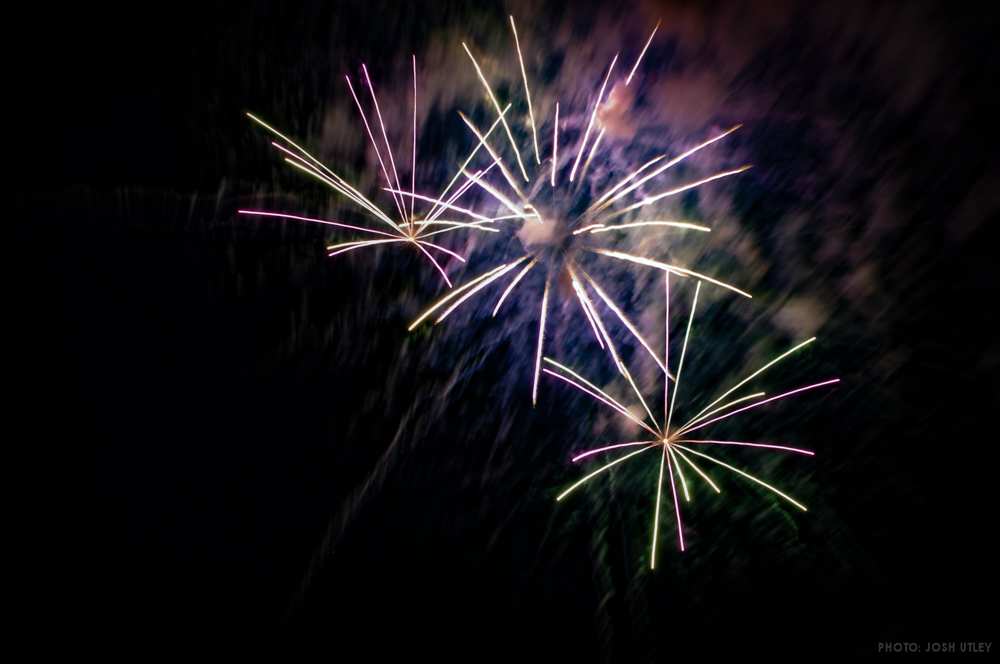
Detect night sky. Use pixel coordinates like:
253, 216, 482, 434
20, 0, 999, 658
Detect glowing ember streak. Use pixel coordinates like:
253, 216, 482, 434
679, 379, 841, 437
362, 64, 406, 223
582, 270, 669, 376
427, 106, 510, 222
417, 241, 467, 263
462, 41, 530, 181
274, 147, 398, 230
542, 367, 659, 437
666, 449, 685, 551
408, 257, 530, 330
668, 447, 691, 502
457, 111, 527, 202
411, 55, 417, 224
588, 220, 711, 234
677, 440, 815, 456
551, 102, 559, 187
436, 259, 534, 323
685, 337, 817, 425
570, 54, 618, 182
492, 258, 537, 316
626, 21, 660, 86
238, 210, 397, 238
674, 444, 809, 512
671, 446, 721, 494
344, 75, 408, 223
578, 127, 606, 182
650, 445, 667, 569
413, 242, 454, 287
666, 282, 700, 433
594, 249, 753, 299
592, 154, 665, 207
386, 189, 493, 221
572, 441, 653, 463
615, 165, 753, 217
569, 273, 605, 350
327, 238, 408, 256
509, 15, 541, 165
556, 446, 656, 502
532, 277, 551, 406
461, 167, 523, 217
593, 125, 743, 212
675, 392, 766, 433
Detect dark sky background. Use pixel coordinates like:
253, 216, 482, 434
18, 0, 999, 658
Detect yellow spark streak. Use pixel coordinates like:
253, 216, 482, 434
327, 239, 407, 256
667, 446, 691, 502
673, 392, 766, 437
570, 54, 619, 182
462, 42, 530, 181
674, 444, 808, 511
461, 167, 523, 217
578, 127, 606, 182
594, 125, 742, 212
671, 446, 721, 493
572, 273, 660, 432
426, 106, 510, 222
594, 249, 753, 299
569, 271, 605, 349
542, 358, 654, 433
572, 224, 605, 235
408, 257, 530, 330
650, 445, 667, 569
543, 370, 658, 436
436, 257, 534, 323
386, 189, 492, 221
626, 21, 660, 86
551, 102, 560, 187
581, 270, 670, 377
492, 258, 537, 316
557, 445, 656, 502
411, 55, 417, 225
615, 165, 753, 217
685, 337, 817, 425
666, 282, 700, 433
282, 157, 402, 234
458, 111, 527, 202
248, 113, 391, 223
509, 15, 541, 165
532, 277, 551, 406
361, 65, 407, 225
591, 154, 665, 208
589, 220, 711, 234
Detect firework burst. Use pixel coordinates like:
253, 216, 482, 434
239, 58, 539, 287
407, 17, 753, 403
547, 274, 839, 568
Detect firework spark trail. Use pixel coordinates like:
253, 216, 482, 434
457, 112, 527, 204
462, 41, 530, 181
532, 277, 551, 406
238, 210, 397, 238
509, 15, 541, 165
361, 64, 407, 228
411, 55, 417, 223
585, 221, 712, 234
572, 441, 654, 463
626, 21, 660, 86
425, 107, 511, 223
548, 278, 837, 562
591, 124, 744, 213
570, 54, 618, 182
614, 165, 754, 217
593, 250, 754, 299
551, 102, 559, 187
677, 440, 815, 456
492, 259, 537, 316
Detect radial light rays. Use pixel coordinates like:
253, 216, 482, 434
406, 18, 752, 404
548, 276, 838, 567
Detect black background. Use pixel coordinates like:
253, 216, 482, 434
17, 0, 999, 658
